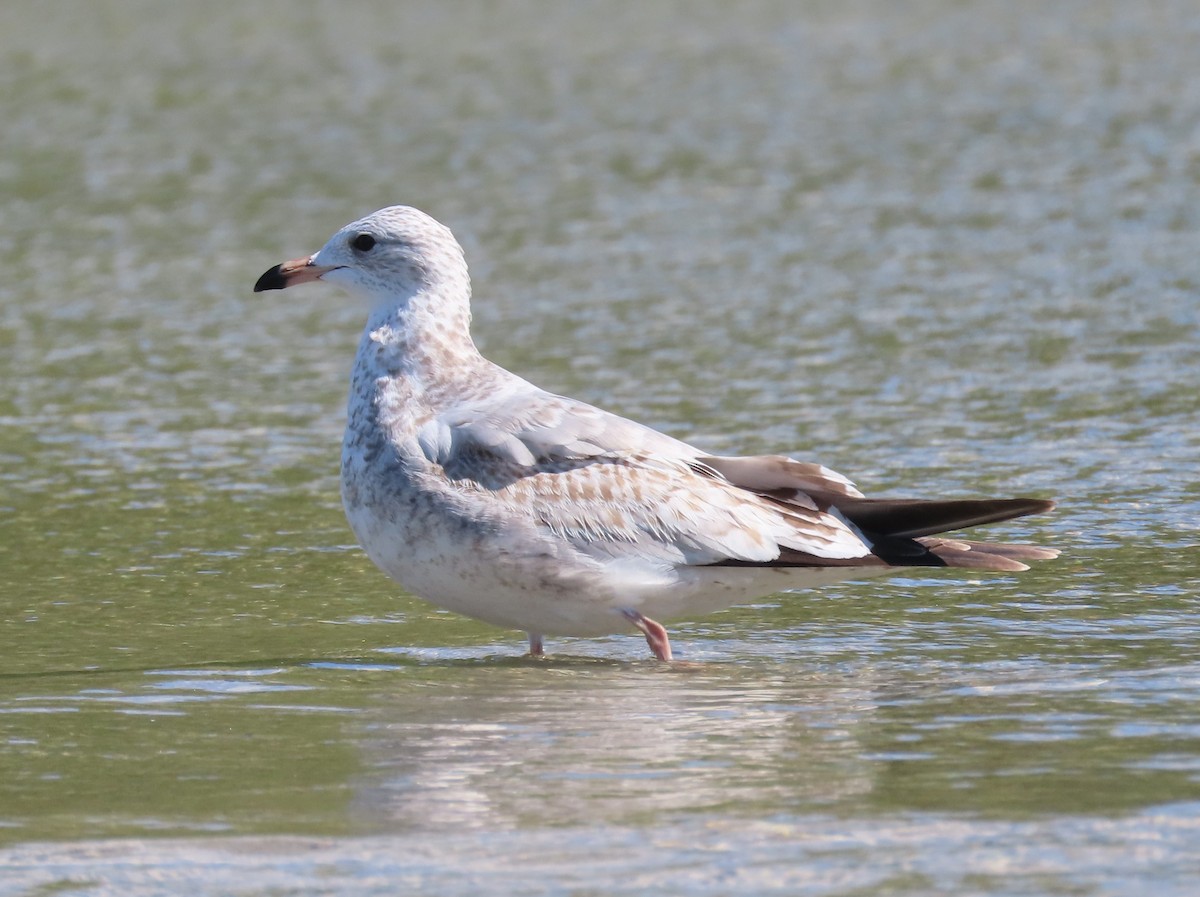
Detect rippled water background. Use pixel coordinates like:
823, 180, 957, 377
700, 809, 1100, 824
2, 2, 1199, 894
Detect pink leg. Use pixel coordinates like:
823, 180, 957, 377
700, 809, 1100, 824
527, 633, 544, 657
622, 610, 673, 661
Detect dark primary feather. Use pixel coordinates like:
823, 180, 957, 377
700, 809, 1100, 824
835, 497, 1055, 539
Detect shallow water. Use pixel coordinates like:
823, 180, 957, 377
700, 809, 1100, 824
2, 1, 1199, 894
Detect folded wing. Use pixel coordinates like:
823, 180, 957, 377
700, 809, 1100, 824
416, 389, 1056, 573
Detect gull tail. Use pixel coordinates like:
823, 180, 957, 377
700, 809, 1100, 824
915, 536, 1060, 572
710, 495, 1058, 572
697, 454, 1058, 573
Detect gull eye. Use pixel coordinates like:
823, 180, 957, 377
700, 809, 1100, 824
351, 233, 377, 252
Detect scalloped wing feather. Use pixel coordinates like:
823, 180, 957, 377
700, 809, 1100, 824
417, 390, 875, 567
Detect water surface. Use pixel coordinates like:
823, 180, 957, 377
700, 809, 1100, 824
1, 2, 1199, 894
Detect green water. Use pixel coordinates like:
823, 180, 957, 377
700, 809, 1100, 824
2, 1, 1199, 894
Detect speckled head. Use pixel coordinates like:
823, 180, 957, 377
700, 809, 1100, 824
253, 206, 471, 310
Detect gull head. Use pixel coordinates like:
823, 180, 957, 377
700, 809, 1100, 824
253, 206, 470, 306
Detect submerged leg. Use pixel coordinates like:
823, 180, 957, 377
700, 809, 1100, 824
527, 632, 544, 657
622, 610, 673, 661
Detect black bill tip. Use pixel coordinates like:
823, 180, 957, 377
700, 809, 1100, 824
253, 264, 287, 293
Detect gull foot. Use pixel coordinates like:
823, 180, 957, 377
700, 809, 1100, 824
621, 610, 673, 661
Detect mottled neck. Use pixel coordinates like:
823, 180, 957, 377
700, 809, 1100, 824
357, 287, 487, 402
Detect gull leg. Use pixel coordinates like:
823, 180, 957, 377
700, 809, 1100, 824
527, 632, 544, 657
622, 610, 673, 661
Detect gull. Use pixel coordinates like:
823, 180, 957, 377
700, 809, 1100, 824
254, 206, 1057, 661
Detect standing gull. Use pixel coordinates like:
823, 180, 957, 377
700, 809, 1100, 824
254, 206, 1057, 661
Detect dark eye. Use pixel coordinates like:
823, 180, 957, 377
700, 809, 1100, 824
351, 233, 376, 252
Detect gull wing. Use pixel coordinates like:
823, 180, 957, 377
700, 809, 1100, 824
414, 389, 876, 567
412, 387, 1056, 572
